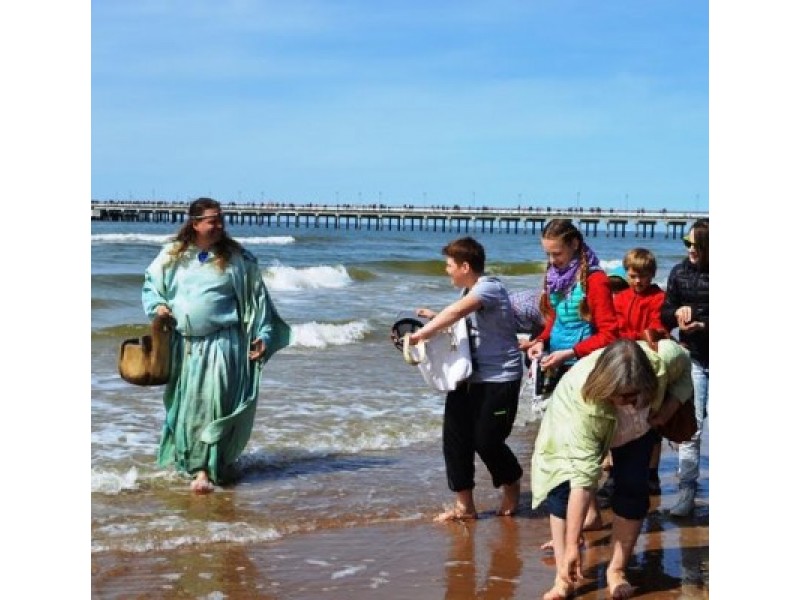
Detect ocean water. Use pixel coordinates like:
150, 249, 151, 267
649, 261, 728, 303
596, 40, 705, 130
91, 219, 689, 554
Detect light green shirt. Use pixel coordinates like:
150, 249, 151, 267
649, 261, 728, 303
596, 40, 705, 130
530, 340, 692, 508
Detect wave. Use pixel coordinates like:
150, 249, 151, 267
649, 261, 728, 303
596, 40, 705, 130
600, 258, 624, 271
92, 273, 145, 287
368, 259, 546, 276
289, 320, 371, 348
92, 320, 372, 347
264, 264, 356, 291
92, 466, 140, 494
93, 323, 150, 339
91, 233, 295, 245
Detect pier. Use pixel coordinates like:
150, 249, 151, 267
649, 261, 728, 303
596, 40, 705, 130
91, 201, 708, 238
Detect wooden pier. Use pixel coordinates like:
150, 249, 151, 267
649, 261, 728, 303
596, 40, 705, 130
91, 201, 708, 238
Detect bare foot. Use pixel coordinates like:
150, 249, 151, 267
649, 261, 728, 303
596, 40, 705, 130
542, 579, 574, 600
497, 479, 521, 516
190, 471, 214, 494
607, 569, 634, 599
434, 506, 478, 523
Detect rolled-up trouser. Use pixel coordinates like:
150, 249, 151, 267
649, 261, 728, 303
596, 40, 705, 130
677, 359, 709, 491
442, 379, 523, 492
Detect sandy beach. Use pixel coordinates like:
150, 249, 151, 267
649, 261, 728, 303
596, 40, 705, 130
91, 437, 708, 599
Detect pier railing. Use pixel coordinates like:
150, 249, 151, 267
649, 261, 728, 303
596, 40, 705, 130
91, 201, 709, 238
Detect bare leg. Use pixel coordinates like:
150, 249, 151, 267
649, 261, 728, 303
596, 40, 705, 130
435, 488, 478, 522
583, 495, 604, 530
190, 470, 214, 494
497, 478, 521, 516
542, 515, 574, 600
606, 514, 642, 599
540, 495, 601, 550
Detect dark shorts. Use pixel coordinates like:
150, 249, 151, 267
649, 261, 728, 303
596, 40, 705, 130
544, 429, 659, 521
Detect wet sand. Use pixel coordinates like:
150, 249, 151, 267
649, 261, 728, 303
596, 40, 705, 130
92, 469, 708, 599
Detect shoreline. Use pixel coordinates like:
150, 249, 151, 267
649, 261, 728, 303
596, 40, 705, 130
92, 470, 708, 599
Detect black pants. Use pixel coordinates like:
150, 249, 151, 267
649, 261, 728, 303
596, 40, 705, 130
442, 379, 523, 492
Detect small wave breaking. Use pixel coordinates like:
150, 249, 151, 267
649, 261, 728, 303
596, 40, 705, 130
289, 320, 371, 348
92, 233, 295, 245
265, 264, 353, 291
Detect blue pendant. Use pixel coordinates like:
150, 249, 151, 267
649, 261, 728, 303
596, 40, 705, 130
198, 251, 210, 263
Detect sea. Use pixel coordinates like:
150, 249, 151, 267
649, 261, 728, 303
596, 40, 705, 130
91, 219, 691, 555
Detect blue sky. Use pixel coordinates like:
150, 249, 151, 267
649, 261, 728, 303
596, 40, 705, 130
91, 1, 708, 210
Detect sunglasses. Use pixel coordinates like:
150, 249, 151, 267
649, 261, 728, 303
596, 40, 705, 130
682, 238, 697, 249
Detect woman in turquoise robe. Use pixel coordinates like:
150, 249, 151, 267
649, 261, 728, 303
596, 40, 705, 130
141, 198, 292, 492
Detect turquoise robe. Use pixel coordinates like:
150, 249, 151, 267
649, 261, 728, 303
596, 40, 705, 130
142, 243, 292, 484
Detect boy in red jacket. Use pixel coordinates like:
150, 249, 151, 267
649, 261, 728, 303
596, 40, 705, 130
613, 248, 666, 340
599, 248, 668, 504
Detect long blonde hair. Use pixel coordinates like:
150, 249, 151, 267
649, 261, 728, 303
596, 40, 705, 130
581, 339, 658, 407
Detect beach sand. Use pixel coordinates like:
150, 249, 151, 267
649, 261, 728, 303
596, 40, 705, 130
92, 456, 708, 599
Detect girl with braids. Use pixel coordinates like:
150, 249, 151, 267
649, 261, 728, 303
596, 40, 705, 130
525, 219, 619, 382
142, 198, 292, 493
523, 218, 619, 543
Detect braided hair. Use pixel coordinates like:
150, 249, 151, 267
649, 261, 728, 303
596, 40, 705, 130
538, 219, 593, 321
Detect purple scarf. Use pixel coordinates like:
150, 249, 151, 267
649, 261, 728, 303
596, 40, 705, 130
545, 245, 600, 295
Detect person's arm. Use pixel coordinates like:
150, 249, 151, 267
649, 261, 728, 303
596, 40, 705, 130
142, 248, 171, 319
560, 486, 593, 585
572, 272, 619, 358
408, 293, 481, 344
660, 266, 682, 330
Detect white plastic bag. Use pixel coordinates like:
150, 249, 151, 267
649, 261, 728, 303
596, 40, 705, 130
403, 318, 472, 392
520, 358, 549, 424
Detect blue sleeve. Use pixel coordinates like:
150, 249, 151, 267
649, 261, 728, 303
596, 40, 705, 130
142, 246, 171, 319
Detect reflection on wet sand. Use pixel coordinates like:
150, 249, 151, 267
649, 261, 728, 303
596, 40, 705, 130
444, 518, 523, 599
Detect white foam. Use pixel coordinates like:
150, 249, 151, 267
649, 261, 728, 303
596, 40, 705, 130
599, 258, 623, 271
264, 264, 352, 291
92, 233, 172, 244
289, 320, 370, 348
244, 236, 295, 245
91, 520, 283, 553
91, 466, 139, 493
331, 565, 367, 580
91, 233, 294, 245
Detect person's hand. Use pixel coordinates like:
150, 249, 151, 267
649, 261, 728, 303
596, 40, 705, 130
416, 308, 437, 320
526, 339, 545, 360
408, 331, 423, 346
518, 338, 535, 352
249, 338, 267, 361
559, 541, 583, 585
675, 306, 693, 327
155, 305, 172, 318
540, 349, 572, 370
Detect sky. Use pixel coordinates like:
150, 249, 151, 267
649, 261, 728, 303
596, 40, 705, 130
91, 0, 709, 211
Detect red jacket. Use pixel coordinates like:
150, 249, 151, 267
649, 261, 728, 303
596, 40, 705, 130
613, 284, 666, 340
538, 270, 619, 358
